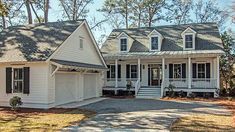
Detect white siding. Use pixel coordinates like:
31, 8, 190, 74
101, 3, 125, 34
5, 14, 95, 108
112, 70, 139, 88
0, 62, 51, 108
52, 24, 103, 65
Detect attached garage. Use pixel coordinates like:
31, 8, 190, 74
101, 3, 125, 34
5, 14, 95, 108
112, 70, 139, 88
84, 74, 98, 99
55, 73, 77, 106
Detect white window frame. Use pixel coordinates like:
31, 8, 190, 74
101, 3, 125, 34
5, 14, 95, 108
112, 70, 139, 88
181, 27, 196, 50
148, 30, 163, 51
12, 67, 24, 93
108, 64, 116, 80
196, 63, 206, 79
130, 64, 138, 79
119, 37, 128, 52
173, 63, 183, 79
150, 36, 159, 51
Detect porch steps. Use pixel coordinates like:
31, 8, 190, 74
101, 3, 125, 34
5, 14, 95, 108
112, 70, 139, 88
136, 87, 161, 99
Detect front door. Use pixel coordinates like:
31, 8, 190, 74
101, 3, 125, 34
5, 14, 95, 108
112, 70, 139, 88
148, 64, 162, 86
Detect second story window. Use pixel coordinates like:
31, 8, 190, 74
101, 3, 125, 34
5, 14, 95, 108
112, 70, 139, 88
185, 35, 193, 48
120, 38, 127, 51
151, 37, 158, 50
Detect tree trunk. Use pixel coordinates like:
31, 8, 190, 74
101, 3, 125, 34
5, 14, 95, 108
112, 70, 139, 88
30, 3, 41, 23
44, 0, 49, 23
72, 0, 77, 20
2, 15, 6, 29
125, 0, 128, 28
25, 0, 32, 24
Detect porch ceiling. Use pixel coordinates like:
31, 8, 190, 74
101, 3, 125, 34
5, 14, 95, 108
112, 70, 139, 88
103, 50, 224, 60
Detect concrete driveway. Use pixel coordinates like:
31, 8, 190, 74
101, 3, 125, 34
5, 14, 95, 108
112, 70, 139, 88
64, 98, 230, 132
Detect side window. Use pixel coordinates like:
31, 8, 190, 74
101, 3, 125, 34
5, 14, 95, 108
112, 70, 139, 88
120, 38, 127, 51
173, 64, 182, 79
13, 68, 24, 93
79, 38, 83, 49
185, 35, 193, 49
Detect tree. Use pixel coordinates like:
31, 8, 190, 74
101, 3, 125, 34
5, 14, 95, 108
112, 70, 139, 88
129, 0, 145, 27
166, 0, 192, 25
59, 0, 93, 21
0, 0, 9, 29
99, 0, 132, 28
220, 32, 235, 95
142, 0, 166, 27
194, 0, 226, 28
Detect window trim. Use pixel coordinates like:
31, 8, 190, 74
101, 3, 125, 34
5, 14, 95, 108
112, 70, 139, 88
107, 64, 121, 81
79, 37, 84, 50
12, 67, 24, 93
183, 33, 195, 50
173, 63, 183, 79
119, 37, 128, 52
127, 64, 138, 80
150, 36, 159, 51
185, 34, 193, 49
196, 63, 206, 79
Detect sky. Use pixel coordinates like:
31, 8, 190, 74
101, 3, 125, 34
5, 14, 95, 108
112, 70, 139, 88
47, 0, 235, 41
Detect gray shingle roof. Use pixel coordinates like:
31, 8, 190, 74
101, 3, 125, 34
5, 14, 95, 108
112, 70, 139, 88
51, 59, 107, 70
0, 20, 84, 62
101, 23, 223, 54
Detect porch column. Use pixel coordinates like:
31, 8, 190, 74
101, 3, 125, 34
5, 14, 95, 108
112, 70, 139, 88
217, 56, 220, 89
115, 59, 118, 88
138, 58, 141, 81
161, 58, 165, 97
188, 57, 192, 89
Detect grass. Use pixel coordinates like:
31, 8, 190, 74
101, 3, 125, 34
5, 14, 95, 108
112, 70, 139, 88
163, 97, 235, 131
171, 114, 235, 132
0, 107, 95, 132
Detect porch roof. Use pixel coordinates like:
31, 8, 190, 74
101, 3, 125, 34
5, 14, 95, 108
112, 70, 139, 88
103, 50, 224, 60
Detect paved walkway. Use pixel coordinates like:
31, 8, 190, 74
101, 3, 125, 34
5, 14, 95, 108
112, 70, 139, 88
64, 98, 231, 132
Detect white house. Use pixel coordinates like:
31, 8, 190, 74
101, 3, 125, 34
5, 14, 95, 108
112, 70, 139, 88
101, 23, 224, 98
0, 20, 107, 108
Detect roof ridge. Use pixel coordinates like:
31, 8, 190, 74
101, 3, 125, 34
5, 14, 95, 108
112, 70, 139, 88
113, 22, 217, 31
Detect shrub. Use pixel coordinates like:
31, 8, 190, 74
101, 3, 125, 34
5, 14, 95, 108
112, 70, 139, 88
167, 84, 176, 98
187, 93, 196, 99
9, 96, 23, 111
178, 90, 186, 98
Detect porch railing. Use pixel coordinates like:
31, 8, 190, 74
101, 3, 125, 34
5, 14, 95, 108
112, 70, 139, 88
192, 78, 217, 89
164, 78, 217, 89
135, 79, 141, 96
104, 78, 138, 88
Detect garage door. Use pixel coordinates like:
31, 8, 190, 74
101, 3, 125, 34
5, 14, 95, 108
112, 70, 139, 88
84, 74, 97, 99
55, 73, 77, 105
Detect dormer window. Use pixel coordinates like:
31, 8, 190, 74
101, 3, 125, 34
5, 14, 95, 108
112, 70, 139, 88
120, 38, 127, 51
181, 27, 196, 50
148, 30, 163, 51
151, 36, 158, 50
185, 35, 193, 48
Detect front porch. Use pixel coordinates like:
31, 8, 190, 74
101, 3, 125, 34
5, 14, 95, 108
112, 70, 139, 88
103, 53, 220, 98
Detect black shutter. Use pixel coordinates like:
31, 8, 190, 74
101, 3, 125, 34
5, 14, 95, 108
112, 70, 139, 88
118, 65, 121, 78
182, 63, 186, 78
126, 64, 130, 78
192, 63, 197, 78
6, 67, 12, 94
23, 67, 30, 94
140, 64, 142, 81
206, 63, 211, 78
107, 65, 110, 78
169, 64, 173, 78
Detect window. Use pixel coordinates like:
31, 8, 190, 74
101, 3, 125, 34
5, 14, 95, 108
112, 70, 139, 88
79, 38, 83, 49
107, 65, 121, 80
151, 37, 158, 50
173, 64, 182, 79
130, 65, 137, 78
185, 35, 193, 48
13, 68, 24, 93
197, 64, 206, 78
120, 38, 127, 51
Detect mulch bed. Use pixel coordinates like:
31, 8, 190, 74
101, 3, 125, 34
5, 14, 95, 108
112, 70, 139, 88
102, 95, 135, 99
